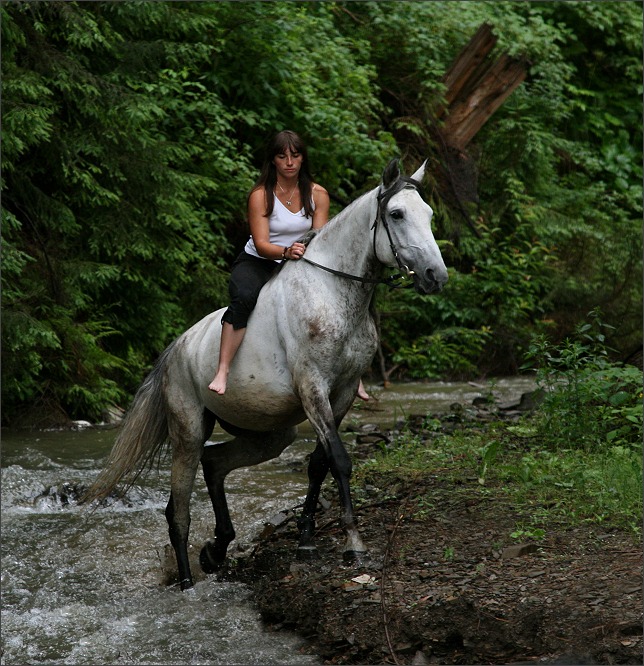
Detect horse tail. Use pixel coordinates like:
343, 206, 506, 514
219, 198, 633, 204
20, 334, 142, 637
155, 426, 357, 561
81, 341, 176, 505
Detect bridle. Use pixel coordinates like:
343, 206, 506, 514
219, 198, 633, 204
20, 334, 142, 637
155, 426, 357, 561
301, 177, 425, 290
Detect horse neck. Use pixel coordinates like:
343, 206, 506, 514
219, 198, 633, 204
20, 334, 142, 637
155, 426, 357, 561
308, 189, 380, 280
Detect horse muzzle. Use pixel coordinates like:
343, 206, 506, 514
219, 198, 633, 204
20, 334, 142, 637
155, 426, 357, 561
414, 266, 448, 295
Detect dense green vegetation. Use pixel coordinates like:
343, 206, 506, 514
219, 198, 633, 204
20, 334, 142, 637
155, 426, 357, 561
2, 1, 642, 425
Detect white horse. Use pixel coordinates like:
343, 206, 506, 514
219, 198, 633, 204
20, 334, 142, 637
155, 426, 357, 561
83, 158, 448, 590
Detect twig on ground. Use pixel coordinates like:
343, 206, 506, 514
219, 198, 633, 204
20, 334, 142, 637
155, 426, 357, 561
380, 493, 412, 666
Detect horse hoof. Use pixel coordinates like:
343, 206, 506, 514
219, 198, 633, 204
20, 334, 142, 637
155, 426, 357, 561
296, 545, 320, 561
180, 578, 194, 591
343, 550, 368, 563
200, 540, 224, 574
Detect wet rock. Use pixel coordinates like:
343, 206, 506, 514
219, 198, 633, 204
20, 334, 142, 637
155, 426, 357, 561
258, 509, 295, 539
345, 422, 380, 434
356, 433, 389, 445
499, 389, 546, 413
502, 543, 539, 559
266, 509, 294, 527
411, 649, 430, 665
472, 395, 495, 409
101, 405, 125, 425
33, 482, 87, 507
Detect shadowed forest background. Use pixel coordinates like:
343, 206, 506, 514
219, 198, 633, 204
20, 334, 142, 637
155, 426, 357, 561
2, 1, 642, 426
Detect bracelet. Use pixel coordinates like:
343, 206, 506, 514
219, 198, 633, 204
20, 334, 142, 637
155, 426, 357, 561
282, 246, 288, 260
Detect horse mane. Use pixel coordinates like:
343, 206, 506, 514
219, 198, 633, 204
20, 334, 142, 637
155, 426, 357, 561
272, 186, 377, 279
308, 187, 377, 246
311, 172, 425, 248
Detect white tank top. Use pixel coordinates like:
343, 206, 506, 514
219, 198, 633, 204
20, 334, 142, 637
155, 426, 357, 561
244, 195, 315, 262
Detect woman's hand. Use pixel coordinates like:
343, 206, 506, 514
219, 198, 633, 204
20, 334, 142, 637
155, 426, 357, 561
286, 242, 306, 260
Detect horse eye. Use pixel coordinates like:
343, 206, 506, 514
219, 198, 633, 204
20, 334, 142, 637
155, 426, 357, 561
390, 209, 404, 220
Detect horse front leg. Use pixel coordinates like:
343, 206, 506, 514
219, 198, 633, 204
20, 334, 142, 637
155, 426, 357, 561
300, 393, 368, 562
297, 439, 329, 560
327, 430, 368, 561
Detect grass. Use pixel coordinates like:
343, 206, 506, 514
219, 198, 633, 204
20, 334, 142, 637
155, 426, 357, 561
352, 416, 642, 537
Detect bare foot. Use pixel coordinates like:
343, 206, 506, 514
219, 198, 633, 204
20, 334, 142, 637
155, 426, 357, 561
208, 371, 227, 394
357, 380, 370, 401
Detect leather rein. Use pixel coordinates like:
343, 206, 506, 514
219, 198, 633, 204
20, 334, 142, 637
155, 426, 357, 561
301, 177, 424, 290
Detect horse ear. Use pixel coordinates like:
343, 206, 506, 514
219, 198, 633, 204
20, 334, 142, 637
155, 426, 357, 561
410, 159, 428, 183
382, 158, 400, 189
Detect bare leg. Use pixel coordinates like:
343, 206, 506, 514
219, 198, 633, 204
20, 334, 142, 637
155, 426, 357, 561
357, 379, 370, 401
208, 322, 246, 394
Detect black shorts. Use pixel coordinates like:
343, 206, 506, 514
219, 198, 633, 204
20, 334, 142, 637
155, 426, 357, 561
222, 252, 280, 329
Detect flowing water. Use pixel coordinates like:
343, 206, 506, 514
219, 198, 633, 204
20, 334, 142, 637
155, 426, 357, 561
1, 378, 535, 665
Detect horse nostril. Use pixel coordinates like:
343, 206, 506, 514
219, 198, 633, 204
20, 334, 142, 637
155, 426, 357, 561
425, 267, 448, 291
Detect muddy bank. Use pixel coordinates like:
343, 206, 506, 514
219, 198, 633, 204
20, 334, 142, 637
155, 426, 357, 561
221, 485, 641, 664
217, 402, 642, 665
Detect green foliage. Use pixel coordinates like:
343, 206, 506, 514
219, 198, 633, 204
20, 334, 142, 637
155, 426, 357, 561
393, 326, 491, 380
510, 525, 545, 542
523, 310, 643, 453
2, 1, 642, 423
2, 1, 239, 422
472, 1, 643, 357
1, 0, 392, 423
500, 445, 643, 533
381, 221, 555, 378
353, 1, 641, 376
358, 308, 642, 532
478, 439, 502, 486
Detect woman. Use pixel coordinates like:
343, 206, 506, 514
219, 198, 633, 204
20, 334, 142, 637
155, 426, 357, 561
208, 129, 370, 400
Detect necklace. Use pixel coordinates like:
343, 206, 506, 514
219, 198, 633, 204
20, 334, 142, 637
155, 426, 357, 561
276, 180, 298, 207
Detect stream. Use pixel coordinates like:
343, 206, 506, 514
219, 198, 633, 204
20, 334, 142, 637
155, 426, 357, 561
1, 377, 535, 665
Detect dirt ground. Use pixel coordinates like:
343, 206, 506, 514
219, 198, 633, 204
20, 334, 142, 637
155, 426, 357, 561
216, 407, 643, 666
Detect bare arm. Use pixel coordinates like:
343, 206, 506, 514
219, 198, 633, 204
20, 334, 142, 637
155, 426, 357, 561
248, 184, 330, 261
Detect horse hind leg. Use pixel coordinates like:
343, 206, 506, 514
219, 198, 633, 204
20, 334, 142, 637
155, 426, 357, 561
165, 408, 216, 591
199, 425, 297, 573
199, 463, 234, 573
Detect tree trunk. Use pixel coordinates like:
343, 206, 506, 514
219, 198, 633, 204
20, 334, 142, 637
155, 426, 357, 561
437, 23, 498, 115
437, 23, 528, 151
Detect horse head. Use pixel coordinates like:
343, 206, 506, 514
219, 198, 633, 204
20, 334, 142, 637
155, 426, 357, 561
375, 159, 448, 295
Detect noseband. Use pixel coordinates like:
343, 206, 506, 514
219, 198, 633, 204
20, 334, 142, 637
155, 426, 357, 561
301, 177, 425, 289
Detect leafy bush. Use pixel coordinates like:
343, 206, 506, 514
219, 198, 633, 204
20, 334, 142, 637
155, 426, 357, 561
393, 326, 491, 380
523, 310, 643, 453
381, 222, 555, 378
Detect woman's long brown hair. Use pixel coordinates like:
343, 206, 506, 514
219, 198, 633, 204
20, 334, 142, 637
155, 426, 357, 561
251, 130, 315, 219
